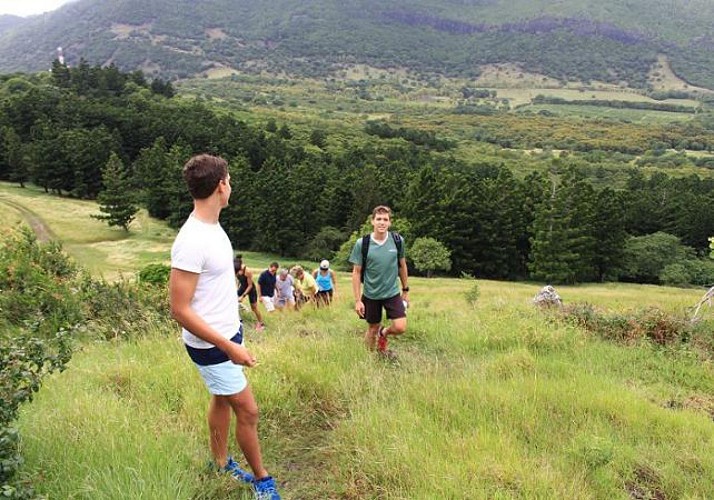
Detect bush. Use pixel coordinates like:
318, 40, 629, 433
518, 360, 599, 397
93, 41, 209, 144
0, 227, 83, 337
659, 263, 691, 287
0, 227, 173, 496
619, 232, 694, 284
410, 237, 451, 278
302, 226, 347, 262
462, 273, 480, 308
559, 303, 691, 345
138, 263, 171, 285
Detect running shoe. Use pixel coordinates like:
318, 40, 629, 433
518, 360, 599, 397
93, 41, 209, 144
253, 476, 281, 499
255, 322, 265, 332
376, 325, 388, 352
221, 456, 254, 483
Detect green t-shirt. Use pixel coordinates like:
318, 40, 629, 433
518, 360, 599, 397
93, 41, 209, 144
349, 233, 405, 300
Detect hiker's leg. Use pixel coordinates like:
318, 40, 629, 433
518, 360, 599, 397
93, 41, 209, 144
207, 395, 232, 467
365, 322, 381, 350
383, 294, 407, 337
227, 386, 269, 479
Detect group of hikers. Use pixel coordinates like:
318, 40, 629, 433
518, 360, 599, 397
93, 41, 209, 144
169, 154, 410, 499
234, 256, 339, 331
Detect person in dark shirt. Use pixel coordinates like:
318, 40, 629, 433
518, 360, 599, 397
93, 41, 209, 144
256, 262, 279, 313
234, 256, 265, 332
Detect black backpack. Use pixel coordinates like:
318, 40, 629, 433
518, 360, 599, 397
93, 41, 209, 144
360, 232, 403, 283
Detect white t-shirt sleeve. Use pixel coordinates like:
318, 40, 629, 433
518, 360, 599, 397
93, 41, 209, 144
172, 234, 205, 274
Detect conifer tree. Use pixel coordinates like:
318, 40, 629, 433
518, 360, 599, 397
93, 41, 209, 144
3, 127, 27, 188
92, 153, 137, 231
592, 188, 627, 281
529, 168, 596, 283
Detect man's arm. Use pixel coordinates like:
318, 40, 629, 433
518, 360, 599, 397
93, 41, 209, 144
170, 268, 256, 367
255, 271, 263, 297
398, 257, 409, 302
352, 265, 364, 317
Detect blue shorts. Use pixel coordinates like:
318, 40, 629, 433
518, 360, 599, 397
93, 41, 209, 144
195, 360, 248, 396
186, 328, 248, 396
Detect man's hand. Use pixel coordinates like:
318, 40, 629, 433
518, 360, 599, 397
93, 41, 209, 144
225, 342, 257, 367
355, 299, 365, 318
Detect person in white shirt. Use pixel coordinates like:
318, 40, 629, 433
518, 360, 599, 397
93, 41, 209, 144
169, 154, 280, 499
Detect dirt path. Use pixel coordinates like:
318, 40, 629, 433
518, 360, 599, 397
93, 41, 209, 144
0, 195, 55, 242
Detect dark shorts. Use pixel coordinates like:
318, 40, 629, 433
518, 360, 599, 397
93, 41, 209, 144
237, 284, 258, 304
316, 289, 333, 305
185, 327, 243, 366
362, 294, 406, 325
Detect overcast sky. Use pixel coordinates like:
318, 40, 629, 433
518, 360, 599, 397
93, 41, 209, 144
0, 0, 77, 17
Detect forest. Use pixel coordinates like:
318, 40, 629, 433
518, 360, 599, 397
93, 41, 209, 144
1, 62, 713, 286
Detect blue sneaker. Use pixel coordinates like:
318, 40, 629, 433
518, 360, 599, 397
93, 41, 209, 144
252, 476, 280, 500
221, 456, 254, 483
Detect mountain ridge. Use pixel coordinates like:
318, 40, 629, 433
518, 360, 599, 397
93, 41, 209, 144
0, 0, 712, 89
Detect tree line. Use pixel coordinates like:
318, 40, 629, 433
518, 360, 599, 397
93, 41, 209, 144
1, 63, 713, 285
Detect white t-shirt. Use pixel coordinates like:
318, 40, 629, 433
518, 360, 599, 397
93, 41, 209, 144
171, 214, 240, 349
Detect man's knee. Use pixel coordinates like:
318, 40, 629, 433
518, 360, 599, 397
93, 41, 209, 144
236, 403, 259, 426
391, 319, 407, 335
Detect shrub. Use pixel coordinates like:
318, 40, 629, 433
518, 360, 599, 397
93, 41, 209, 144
79, 276, 171, 340
683, 258, 714, 287
461, 274, 480, 308
659, 263, 691, 287
619, 232, 694, 284
1, 328, 72, 499
0, 227, 173, 496
558, 303, 691, 345
410, 237, 451, 278
0, 227, 83, 337
138, 263, 171, 286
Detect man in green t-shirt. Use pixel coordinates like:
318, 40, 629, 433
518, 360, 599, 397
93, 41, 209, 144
349, 205, 410, 354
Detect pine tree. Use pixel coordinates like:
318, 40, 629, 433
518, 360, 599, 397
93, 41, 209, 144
529, 168, 597, 284
592, 188, 627, 281
92, 153, 137, 231
3, 127, 27, 188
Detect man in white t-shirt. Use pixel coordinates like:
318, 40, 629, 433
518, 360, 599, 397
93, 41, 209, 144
169, 154, 280, 500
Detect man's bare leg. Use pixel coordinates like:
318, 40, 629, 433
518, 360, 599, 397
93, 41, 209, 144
207, 395, 231, 467
365, 323, 381, 350
381, 317, 406, 338
228, 386, 269, 479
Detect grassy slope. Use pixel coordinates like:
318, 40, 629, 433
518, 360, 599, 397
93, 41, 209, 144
9, 188, 714, 499
17, 279, 714, 499
0, 183, 310, 279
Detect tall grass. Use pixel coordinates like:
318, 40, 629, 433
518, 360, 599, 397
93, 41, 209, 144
17, 279, 714, 499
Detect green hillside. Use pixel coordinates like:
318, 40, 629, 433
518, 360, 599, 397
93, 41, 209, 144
0, 0, 713, 89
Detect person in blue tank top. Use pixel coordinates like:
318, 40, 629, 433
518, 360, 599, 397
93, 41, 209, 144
312, 259, 337, 306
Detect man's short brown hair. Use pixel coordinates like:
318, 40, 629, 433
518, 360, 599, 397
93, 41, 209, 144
183, 154, 228, 200
371, 205, 392, 219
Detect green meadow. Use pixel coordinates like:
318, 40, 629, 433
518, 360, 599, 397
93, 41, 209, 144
8, 190, 714, 499
518, 103, 697, 124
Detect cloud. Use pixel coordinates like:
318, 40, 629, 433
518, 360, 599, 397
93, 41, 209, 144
0, 0, 77, 17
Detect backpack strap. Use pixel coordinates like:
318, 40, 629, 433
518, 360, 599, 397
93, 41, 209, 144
360, 234, 371, 283
392, 232, 403, 257
360, 232, 403, 284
